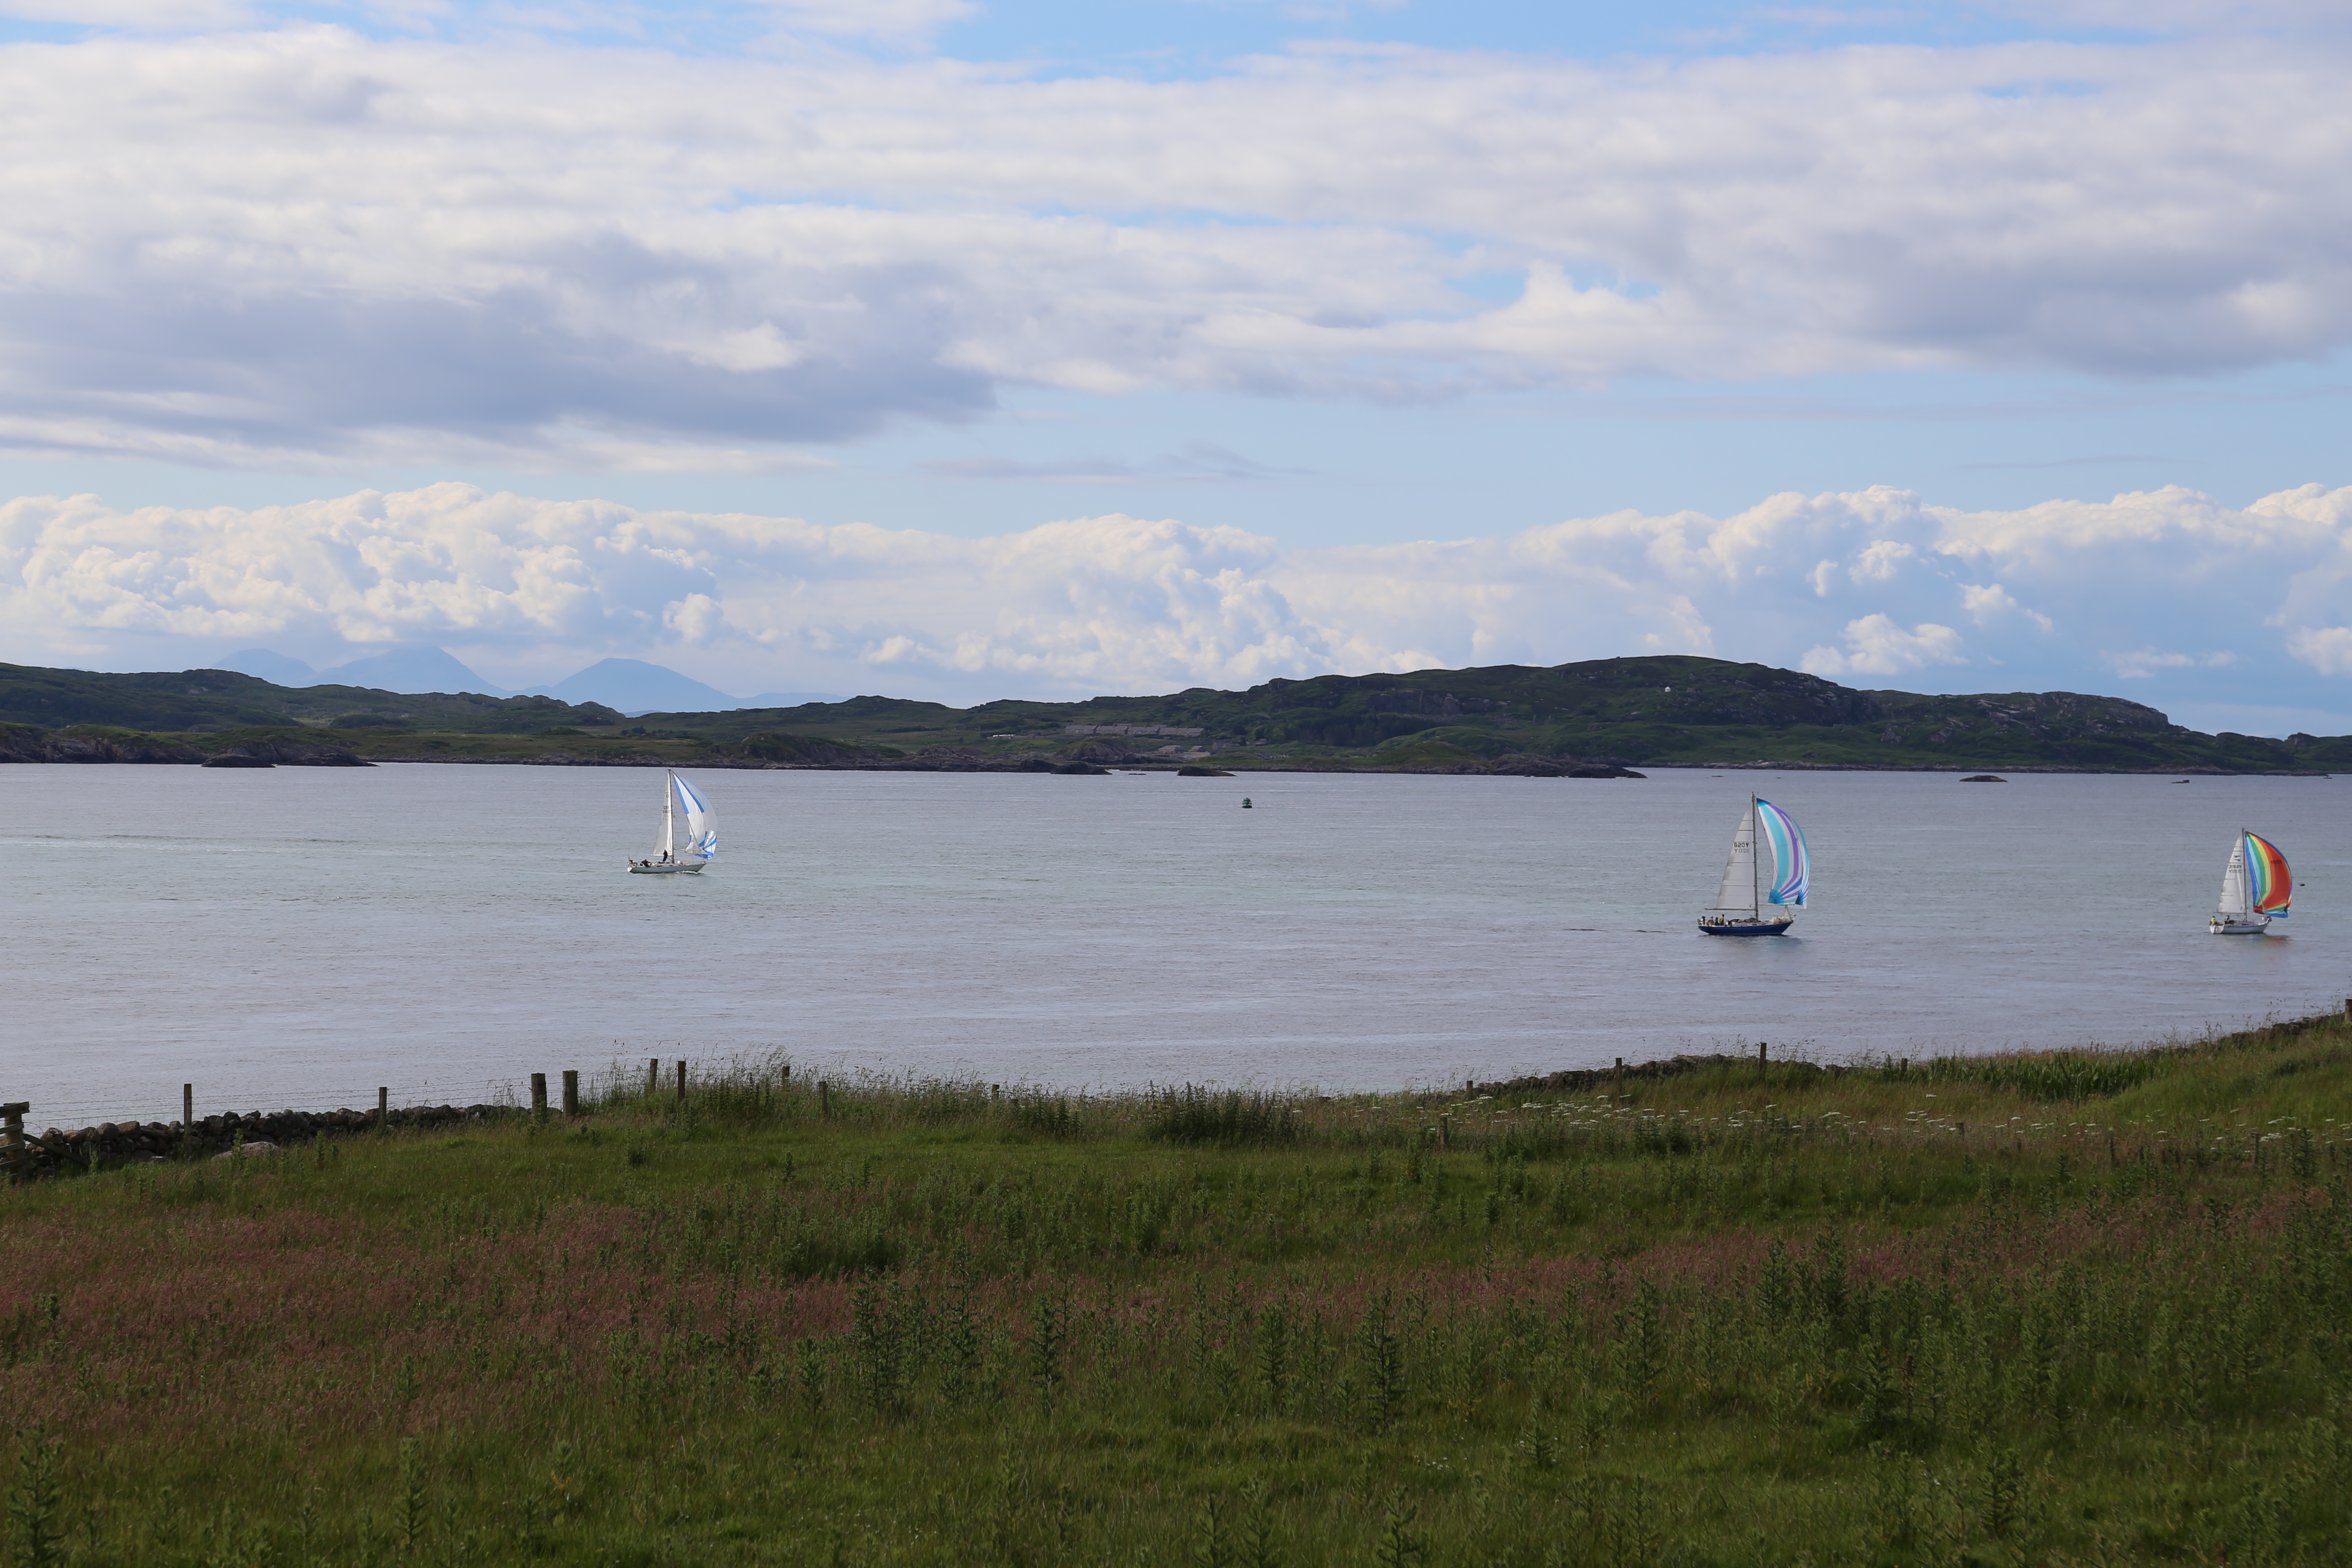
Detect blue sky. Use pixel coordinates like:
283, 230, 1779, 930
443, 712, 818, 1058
0, 0, 2346, 730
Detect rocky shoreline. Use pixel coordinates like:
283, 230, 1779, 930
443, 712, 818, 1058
10, 1100, 514, 1180
0, 729, 371, 766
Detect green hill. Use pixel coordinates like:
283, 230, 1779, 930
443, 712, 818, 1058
0, 661, 622, 733
633, 655, 2348, 773
0, 654, 2343, 772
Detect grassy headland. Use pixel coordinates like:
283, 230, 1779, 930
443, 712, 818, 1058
7, 1011, 2352, 1563
4, 654, 2345, 773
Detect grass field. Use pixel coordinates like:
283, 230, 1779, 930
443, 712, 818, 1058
7, 1012, 2352, 1565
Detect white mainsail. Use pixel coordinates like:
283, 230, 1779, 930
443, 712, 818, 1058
2217, 836, 2250, 921
1710, 800, 1760, 915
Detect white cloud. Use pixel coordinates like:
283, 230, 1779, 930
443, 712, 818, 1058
7, 479, 2352, 715
1960, 581, 2053, 631
1800, 616, 1966, 677
2284, 627, 2352, 675
1849, 541, 1916, 584
0, 28, 2342, 462
0, 0, 253, 21
753, 0, 977, 45
2105, 646, 2241, 678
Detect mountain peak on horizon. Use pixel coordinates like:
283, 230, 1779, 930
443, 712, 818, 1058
527, 658, 742, 717
213, 645, 506, 698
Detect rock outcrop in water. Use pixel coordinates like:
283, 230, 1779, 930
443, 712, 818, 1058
206, 738, 373, 766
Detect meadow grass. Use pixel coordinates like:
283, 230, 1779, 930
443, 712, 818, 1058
7, 1013, 2352, 1565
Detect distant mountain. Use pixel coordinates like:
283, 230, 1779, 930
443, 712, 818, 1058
319, 646, 508, 698
529, 658, 741, 716
212, 645, 508, 697
214, 648, 318, 685
745, 691, 845, 707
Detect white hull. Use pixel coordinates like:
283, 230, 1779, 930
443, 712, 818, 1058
2209, 916, 2269, 935
628, 861, 705, 876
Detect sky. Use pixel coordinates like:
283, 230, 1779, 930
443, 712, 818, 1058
0, 0, 2347, 732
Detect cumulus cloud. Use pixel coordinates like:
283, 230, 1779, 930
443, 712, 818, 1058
2106, 647, 2242, 678
5, 480, 2352, 715
2285, 628, 2352, 675
1959, 582, 2053, 631
0, 0, 254, 21
0, 26, 2344, 463
752, 0, 977, 45
1801, 617, 1966, 677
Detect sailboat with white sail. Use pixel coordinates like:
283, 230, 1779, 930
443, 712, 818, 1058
627, 771, 716, 875
1698, 796, 1808, 936
2210, 829, 2289, 934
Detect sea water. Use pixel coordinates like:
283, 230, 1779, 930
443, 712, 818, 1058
2, 763, 2345, 1124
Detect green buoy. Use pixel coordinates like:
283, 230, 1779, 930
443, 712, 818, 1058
1242, 797, 1253, 809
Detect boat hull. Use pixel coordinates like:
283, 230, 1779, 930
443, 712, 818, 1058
1698, 917, 1795, 937
627, 862, 706, 876
2209, 917, 2269, 935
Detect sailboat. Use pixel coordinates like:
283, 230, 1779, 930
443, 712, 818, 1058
1698, 796, 1808, 936
2210, 830, 2289, 934
626, 771, 717, 876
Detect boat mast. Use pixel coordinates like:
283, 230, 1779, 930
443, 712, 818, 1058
663, 771, 675, 858
1750, 796, 1761, 917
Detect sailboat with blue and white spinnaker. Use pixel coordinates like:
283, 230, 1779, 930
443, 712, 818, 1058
627, 771, 717, 875
1698, 796, 1808, 936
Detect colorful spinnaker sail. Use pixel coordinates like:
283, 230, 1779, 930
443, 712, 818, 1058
1756, 799, 1809, 906
2246, 831, 2290, 917
674, 772, 717, 862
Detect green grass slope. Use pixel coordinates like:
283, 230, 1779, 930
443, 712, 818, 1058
6, 1010, 2352, 1564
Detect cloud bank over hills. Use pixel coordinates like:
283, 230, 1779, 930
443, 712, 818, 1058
0, 24, 2344, 470
3, 480, 2346, 730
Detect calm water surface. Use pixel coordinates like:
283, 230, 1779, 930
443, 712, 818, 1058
3, 764, 2346, 1123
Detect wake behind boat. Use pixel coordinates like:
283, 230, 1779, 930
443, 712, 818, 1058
628, 771, 717, 876
2210, 828, 2289, 934
1699, 796, 1808, 936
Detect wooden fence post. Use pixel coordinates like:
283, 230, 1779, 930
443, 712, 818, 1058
531, 1072, 548, 1123
1758, 1041, 1768, 1089
1439, 1114, 1451, 1151
647, 1058, 660, 1098
1614, 1058, 1624, 1101
676, 1060, 687, 1104
562, 1070, 579, 1118
0, 1102, 27, 1184
183, 1083, 194, 1154
377, 1086, 389, 1133
819, 1081, 831, 1119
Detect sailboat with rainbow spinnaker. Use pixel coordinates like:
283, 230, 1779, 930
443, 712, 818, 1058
2210, 829, 2290, 935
